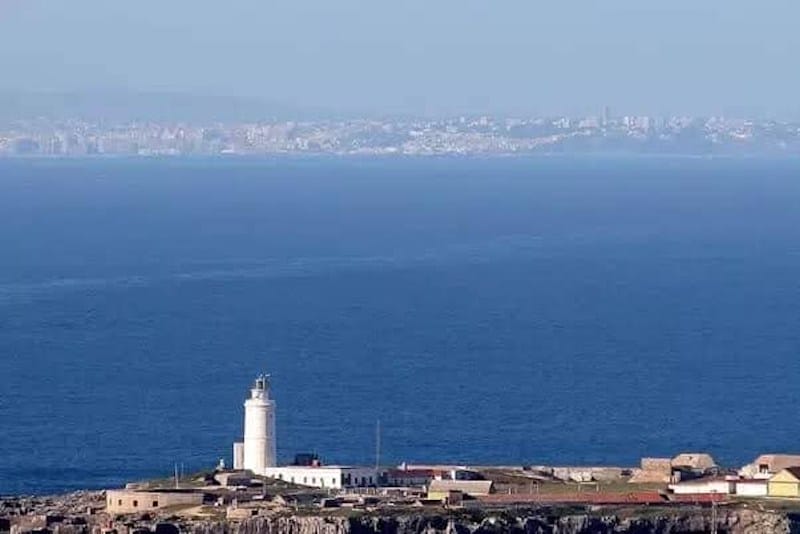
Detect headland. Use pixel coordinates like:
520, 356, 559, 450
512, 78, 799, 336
8, 377, 800, 533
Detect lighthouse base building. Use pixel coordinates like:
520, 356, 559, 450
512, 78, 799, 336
232, 374, 378, 488
263, 465, 378, 489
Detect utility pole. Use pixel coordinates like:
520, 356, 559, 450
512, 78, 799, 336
711, 499, 718, 534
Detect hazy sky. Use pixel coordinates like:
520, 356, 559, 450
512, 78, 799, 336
1, 0, 799, 116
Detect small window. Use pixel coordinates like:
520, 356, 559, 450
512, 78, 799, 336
132, 500, 138, 508
332, 478, 336, 485
152, 501, 159, 508
312, 477, 316, 484
303, 477, 307, 483
117, 499, 122, 506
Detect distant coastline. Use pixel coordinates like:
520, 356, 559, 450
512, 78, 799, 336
3, 114, 800, 158
3, 151, 800, 162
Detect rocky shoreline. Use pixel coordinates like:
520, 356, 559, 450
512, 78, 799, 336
171, 509, 800, 534
4, 492, 800, 534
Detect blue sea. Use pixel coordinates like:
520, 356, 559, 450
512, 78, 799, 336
2, 156, 800, 495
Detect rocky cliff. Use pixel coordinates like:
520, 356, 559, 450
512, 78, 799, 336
5, 495, 800, 534
171, 508, 800, 534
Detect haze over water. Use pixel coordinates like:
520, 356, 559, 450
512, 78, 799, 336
2, 156, 800, 495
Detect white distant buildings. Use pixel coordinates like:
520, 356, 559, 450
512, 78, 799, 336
232, 374, 378, 489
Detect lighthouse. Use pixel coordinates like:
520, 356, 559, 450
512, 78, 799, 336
233, 374, 276, 473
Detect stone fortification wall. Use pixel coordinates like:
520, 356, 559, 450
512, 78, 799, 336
106, 490, 204, 515
629, 457, 672, 484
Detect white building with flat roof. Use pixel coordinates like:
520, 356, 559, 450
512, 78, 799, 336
668, 479, 733, 495
735, 479, 768, 497
264, 466, 378, 490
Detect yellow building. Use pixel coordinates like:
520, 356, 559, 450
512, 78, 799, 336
768, 468, 800, 498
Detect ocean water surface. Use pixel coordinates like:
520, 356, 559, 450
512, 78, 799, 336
2, 156, 800, 494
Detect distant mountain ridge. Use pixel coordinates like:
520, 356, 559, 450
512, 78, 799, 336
0, 91, 330, 123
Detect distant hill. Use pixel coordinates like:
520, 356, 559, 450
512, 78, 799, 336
0, 91, 328, 123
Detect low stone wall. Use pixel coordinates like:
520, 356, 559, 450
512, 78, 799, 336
551, 467, 626, 483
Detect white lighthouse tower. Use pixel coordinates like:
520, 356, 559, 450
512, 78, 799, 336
233, 374, 276, 474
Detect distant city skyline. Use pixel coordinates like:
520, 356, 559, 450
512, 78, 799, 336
1, 1, 799, 117
3, 112, 799, 157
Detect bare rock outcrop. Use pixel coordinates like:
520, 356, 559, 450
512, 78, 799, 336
164, 508, 800, 534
